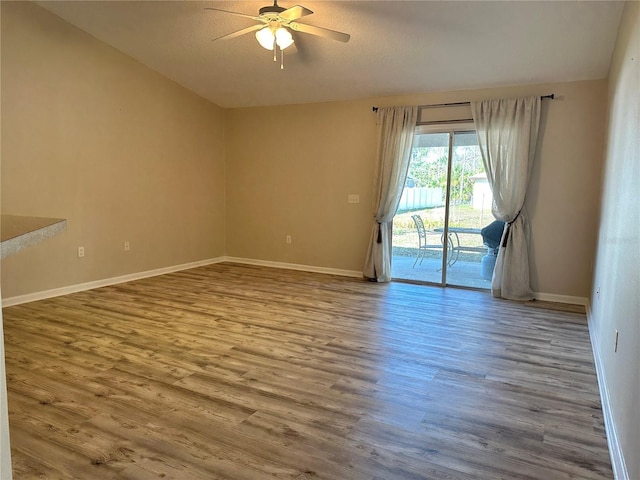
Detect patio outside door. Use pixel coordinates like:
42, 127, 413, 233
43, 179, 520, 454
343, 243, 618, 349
391, 127, 496, 289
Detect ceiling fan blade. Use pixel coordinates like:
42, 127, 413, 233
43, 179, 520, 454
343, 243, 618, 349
280, 5, 313, 21
213, 24, 264, 41
289, 22, 350, 43
204, 7, 262, 22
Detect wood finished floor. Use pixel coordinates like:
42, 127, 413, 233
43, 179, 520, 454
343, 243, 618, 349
3, 263, 612, 479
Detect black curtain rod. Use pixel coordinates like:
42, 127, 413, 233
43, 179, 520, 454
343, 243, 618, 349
372, 94, 554, 112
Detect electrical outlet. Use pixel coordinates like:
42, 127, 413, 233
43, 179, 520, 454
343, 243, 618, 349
124, 241, 130, 252
78, 246, 85, 258
348, 194, 360, 204
286, 235, 292, 244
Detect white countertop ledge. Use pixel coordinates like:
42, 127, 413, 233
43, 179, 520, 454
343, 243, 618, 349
1, 215, 67, 259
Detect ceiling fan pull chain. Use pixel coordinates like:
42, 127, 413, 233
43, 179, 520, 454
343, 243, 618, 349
273, 38, 277, 62
281, 49, 285, 70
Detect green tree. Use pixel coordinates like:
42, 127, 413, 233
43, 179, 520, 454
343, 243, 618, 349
408, 148, 448, 188
407, 145, 485, 206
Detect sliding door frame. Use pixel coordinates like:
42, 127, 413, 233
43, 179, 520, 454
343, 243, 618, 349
411, 122, 476, 287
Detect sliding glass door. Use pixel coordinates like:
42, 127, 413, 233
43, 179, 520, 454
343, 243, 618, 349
391, 126, 496, 289
391, 132, 449, 284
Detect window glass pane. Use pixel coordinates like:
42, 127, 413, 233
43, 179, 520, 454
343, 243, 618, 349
392, 132, 448, 285
448, 132, 494, 289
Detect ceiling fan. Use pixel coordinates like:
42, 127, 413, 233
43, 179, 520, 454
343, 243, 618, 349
205, 1, 350, 69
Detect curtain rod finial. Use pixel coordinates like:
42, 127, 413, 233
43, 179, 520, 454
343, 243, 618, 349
372, 106, 378, 112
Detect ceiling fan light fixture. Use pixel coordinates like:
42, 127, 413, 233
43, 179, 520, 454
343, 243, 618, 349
275, 27, 294, 49
255, 27, 275, 50
208, 1, 350, 70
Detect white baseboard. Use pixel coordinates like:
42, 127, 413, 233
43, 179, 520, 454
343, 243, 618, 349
2, 257, 226, 307
223, 256, 363, 279
2, 257, 361, 307
4, 255, 586, 308
587, 310, 629, 480
532, 291, 589, 306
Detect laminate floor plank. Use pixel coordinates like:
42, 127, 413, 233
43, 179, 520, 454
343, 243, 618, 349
3, 262, 612, 479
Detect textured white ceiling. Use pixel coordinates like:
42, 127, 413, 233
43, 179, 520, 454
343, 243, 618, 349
37, 1, 624, 108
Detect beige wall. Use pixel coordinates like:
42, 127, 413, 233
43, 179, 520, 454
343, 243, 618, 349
225, 101, 376, 272
226, 80, 607, 299
590, 2, 640, 478
1, 2, 226, 298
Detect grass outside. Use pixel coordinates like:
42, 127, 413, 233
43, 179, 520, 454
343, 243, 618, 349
393, 204, 495, 256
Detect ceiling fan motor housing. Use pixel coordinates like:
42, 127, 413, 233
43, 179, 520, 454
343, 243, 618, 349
259, 4, 286, 16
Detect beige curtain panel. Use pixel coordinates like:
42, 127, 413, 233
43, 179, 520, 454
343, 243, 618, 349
471, 96, 541, 300
363, 106, 418, 282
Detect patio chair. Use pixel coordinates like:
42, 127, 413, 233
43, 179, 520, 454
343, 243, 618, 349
480, 220, 505, 255
480, 220, 505, 280
411, 214, 449, 268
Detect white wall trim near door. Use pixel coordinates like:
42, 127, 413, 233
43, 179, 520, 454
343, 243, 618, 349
587, 307, 629, 480
223, 257, 363, 279
2, 257, 226, 307
224, 259, 593, 307
532, 292, 589, 307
